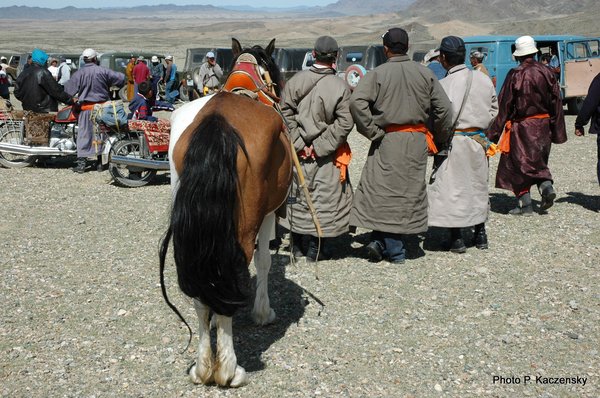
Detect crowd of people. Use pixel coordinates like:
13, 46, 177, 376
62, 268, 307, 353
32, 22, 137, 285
2, 30, 598, 264
4, 48, 176, 173
280, 29, 597, 265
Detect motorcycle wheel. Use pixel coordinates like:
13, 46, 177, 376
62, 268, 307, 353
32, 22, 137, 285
108, 139, 157, 188
0, 120, 37, 168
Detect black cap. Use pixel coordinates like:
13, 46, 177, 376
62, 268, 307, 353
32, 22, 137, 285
314, 35, 339, 55
382, 28, 409, 53
439, 36, 465, 54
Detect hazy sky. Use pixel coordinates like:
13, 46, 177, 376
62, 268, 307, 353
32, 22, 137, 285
0, 0, 333, 8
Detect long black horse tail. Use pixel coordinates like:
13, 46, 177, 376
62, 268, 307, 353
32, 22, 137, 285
159, 226, 192, 352
164, 112, 251, 318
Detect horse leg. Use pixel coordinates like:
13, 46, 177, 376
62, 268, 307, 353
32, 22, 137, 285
252, 213, 276, 325
214, 314, 248, 387
189, 299, 214, 385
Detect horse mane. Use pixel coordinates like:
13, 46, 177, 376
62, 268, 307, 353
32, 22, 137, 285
230, 38, 283, 98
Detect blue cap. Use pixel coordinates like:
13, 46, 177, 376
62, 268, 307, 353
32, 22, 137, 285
31, 48, 49, 66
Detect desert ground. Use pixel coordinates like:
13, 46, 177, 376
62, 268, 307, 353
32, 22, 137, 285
1, 10, 599, 398
1, 9, 599, 64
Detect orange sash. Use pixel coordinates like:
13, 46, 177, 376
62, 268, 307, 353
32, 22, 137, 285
334, 142, 352, 183
384, 123, 438, 154
498, 113, 550, 154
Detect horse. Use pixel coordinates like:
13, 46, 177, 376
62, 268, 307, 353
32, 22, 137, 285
159, 38, 292, 387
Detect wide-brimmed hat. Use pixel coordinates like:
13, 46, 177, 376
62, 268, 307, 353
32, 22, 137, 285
470, 50, 484, 60
165, 55, 173, 61
424, 48, 440, 63
513, 36, 538, 57
151, 55, 159, 62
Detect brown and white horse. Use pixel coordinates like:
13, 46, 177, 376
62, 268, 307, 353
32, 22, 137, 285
159, 39, 292, 387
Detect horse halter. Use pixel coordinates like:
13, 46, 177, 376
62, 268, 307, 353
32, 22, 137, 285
222, 52, 280, 106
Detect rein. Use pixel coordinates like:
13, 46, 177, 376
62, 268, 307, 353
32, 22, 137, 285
221, 50, 324, 276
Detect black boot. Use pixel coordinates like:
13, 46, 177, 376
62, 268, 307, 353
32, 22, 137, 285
306, 236, 331, 261
538, 180, 556, 211
449, 228, 466, 253
366, 240, 384, 262
72, 157, 87, 174
473, 223, 488, 250
509, 192, 533, 216
290, 232, 305, 260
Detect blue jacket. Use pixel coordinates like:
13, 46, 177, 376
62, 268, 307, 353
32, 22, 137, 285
128, 93, 157, 121
427, 61, 447, 80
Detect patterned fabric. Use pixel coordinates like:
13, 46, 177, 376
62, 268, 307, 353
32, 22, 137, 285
128, 119, 170, 152
23, 111, 55, 146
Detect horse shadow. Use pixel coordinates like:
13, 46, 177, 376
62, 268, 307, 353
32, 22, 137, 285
231, 253, 308, 373
556, 191, 600, 212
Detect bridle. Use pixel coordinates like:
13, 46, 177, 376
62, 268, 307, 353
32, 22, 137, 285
222, 52, 280, 106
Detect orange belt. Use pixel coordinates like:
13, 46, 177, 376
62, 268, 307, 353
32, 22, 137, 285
498, 113, 550, 154
384, 123, 438, 154
80, 102, 106, 112
334, 142, 352, 183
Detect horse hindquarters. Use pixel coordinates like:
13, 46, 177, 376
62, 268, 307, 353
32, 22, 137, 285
170, 113, 251, 317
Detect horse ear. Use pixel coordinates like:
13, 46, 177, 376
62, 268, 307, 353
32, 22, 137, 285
232, 38, 243, 58
265, 39, 276, 57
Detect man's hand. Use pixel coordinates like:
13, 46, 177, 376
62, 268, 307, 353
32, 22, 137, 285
575, 126, 585, 136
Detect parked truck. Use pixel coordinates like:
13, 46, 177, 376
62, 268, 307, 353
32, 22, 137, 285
463, 35, 600, 114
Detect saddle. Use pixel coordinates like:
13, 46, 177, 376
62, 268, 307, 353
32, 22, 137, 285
222, 53, 279, 106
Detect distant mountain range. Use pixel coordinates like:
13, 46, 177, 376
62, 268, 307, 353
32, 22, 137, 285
0, 0, 595, 21
0, 0, 416, 19
406, 0, 600, 22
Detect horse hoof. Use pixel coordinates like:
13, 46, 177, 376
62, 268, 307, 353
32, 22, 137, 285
252, 308, 276, 325
189, 362, 214, 385
229, 365, 248, 388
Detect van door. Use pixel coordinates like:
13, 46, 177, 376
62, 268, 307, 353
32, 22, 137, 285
561, 39, 600, 98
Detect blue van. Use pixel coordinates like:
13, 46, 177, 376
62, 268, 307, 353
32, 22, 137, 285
463, 35, 600, 113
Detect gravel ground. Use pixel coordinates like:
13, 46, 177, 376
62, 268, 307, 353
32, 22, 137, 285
0, 107, 598, 397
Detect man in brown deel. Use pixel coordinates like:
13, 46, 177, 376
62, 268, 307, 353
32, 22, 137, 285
350, 27, 453, 264
487, 35, 567, 215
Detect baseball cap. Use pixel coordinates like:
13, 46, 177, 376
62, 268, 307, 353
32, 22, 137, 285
138, 55, 144, 61
206, 51, 215, 59
438, 36, 465, 54
82, 48, 97, 59
165, 55, 173, 61
382, 28, 409, 53
314, 36, 338, 55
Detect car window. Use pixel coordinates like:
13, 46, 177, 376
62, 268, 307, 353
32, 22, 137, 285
193, 53, 205, 63
566, 40, 600, 59
346, 52, 364, 63
114, 57, 129, 73
303, 52, 315, 70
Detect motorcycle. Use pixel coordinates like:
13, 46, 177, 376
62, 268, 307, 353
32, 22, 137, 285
107, 118, 171, 188
0, 101, 171, 188
0, 102, 121, 169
